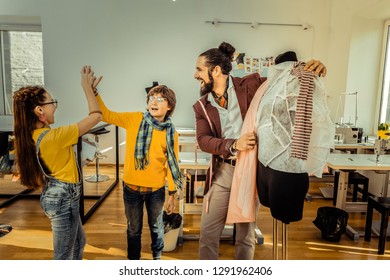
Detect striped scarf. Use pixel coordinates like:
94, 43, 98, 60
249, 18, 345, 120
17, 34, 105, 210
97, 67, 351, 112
134, 111, 182, 189
290, 62, 315, 160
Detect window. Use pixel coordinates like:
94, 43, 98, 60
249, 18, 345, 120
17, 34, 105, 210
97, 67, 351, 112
0, 24, 44, 115
379, 20, 390, 124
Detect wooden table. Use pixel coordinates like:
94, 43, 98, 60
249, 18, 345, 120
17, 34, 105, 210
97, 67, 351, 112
176, 127, 196, 136
334, 142, 374, 154
327, 153, 390, 239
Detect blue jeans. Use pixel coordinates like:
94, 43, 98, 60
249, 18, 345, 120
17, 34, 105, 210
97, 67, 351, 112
123, 183, 165, 260
40, 178, 86, 260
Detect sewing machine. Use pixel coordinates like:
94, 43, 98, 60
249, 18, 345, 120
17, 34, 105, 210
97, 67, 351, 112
335, 127, 359, 144
374, 138, 390, 163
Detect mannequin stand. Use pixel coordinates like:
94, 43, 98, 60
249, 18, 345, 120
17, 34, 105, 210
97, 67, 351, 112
273, 218, 288, 260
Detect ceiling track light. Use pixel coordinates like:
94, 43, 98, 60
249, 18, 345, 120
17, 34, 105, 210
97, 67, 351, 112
205, 20, 310, 30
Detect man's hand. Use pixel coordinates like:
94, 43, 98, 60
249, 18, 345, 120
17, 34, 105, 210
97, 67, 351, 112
304, 59, 327, 77
235, 131, 257, 151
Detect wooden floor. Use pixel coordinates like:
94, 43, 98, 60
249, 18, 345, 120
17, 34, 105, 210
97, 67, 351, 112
0, 164, 389, 260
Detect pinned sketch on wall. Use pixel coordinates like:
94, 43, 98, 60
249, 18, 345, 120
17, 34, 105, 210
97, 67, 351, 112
244, 56, 274, 76
244, 56, 253, 74
260, 56, 275, 77
232, 52, 245, 70
252, 58, 260, 73
234, 53, 275, 78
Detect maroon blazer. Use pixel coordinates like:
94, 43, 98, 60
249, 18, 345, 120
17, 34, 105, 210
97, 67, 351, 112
192, 73, 265, 194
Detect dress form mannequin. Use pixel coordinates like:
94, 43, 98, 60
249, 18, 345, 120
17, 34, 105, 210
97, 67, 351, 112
258, 51, 309, 225
256, 51, 312, 259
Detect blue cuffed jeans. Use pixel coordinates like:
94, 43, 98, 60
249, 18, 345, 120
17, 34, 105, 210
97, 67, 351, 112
123, 183, 165, 260
40, 178, 86, 260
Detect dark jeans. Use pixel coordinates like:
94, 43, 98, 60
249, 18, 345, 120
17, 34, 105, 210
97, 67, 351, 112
123, 183, 165, 260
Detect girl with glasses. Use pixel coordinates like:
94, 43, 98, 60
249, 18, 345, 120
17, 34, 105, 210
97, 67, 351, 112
13, 66, 102, 260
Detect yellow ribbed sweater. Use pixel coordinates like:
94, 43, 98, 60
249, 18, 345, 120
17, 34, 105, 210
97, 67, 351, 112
97, 95, 179, 191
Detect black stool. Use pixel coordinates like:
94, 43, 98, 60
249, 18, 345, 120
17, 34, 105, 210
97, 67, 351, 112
333, 171, 369, 206
364, 196, 390, 254
0, 132, 12, 157
85, 128, 110, 182
186, 169, 206, 203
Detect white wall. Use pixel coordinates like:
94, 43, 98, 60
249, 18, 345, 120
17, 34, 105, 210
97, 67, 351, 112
0, 0, 334, 163
2, 0, 390, 164
345, 17, 383, 134
328, 0, 390, 135
1, 0, 332, 126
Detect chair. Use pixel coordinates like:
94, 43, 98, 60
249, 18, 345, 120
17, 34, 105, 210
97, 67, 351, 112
186, 169, 206, 203
85, 128, 110, 182
333, 171, 369, 206
364, 196, 390, 254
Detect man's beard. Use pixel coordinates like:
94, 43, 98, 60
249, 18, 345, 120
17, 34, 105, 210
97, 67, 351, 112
199, 72, 214, 96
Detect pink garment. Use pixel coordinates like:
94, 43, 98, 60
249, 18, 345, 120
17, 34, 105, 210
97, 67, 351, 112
226, 81, 268, 224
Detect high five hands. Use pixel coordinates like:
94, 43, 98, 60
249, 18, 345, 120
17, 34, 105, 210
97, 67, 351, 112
80, 65, 103, 93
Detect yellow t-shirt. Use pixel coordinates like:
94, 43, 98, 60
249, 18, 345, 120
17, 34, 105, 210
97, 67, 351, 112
97, 95, 179, 192
32, 124, 79, 183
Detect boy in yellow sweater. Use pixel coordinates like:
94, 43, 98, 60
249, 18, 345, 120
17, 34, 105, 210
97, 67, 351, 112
94, 83, 181, 260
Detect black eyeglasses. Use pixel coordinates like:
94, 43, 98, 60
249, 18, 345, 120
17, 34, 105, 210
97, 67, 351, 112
40, 99, 58, 108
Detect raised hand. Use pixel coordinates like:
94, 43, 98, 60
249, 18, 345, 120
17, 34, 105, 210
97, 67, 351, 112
81, 65, 96, 93
92, 75, 103, 92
